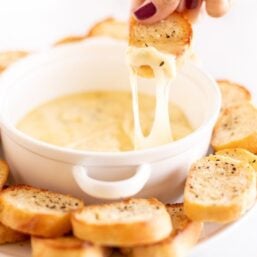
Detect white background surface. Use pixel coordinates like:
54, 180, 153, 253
0, 0, 256, 256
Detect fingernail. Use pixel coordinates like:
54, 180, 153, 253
186, 0, 198, 9
134, 2, 157, 20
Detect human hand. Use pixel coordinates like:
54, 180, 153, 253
132, 0, 233, 23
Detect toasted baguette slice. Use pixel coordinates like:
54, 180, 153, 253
0, 160, 9, 190
129, 12, 192, 77
0, 222, 28, 244
184, 155, 256, 223
217, 80, 251, 110
123, 203, 203, 257
31, 236, 111, 257
211, 103, 257, 153
0, 185, 84, 237
216, 148, 257, 172
72, 198, 172, 247
87, 18, 128, 41
55, 18, 127, 46
0, 51, 28, 73
111, 252, 124, 257
55, 35, 86, 46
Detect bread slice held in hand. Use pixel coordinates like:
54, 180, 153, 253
212, 103, 257, 153
123, 203, 203, 257
72, 198, 172, 247
128, 12, 192, 78
31, 236, 111, 257
184, 155, 256, 223
0, 222, 28, 245
0, 185, 84, 237
217, 80, 251, 110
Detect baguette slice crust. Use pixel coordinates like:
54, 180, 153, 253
72, 198, 172, 247
31, 236, 110, 257
211, 103, 257, 153
0, 160, 9, 190
129, 12, 192, 77
0, 222, 28, 245
0, 185, 84, 237
0, 51, 28, 73
123, 203, 203, 257
55, 18, 127, 46
86, 18, 128, 40
55, 35, 86, 46
217, 80, 251, 110
184, 155, 256, 223
216, 148, 257, 172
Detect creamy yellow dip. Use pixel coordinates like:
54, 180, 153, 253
17, 91, 193, 152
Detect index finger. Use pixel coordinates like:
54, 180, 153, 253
205, 0, 233, 17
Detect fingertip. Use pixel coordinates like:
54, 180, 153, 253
133, 0, 180, 24
205, 0, 230, 17
206, 8, 228, 17
134, 2, 157, 20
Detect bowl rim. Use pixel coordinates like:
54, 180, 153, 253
0, 39, 221, 160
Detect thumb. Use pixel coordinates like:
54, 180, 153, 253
133, 0, 180, 24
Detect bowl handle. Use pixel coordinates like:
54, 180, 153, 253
72, 164, 151, 199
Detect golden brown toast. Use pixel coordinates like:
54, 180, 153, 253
184, 155, 256, 223
0, 51, 28, 73
217, 80, 251, 110
122, 203, 202, 257
72, 198, 172, 247
87, 18, 128, 40
0, 185, 84, 237
212, 103, 257, 153
55, 18, 127, 46
31, 236, 111, 257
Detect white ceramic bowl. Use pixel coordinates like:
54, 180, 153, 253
0, 38, 221, 203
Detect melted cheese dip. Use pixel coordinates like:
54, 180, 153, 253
17, 91, 193, 152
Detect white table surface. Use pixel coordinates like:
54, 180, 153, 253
0, 0, 256, 256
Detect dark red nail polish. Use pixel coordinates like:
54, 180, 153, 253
134, 2, 157, 20
186, 0, 198, 9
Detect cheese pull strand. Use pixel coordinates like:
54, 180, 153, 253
130, 70, 173, 150
127, 46, 177, 150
